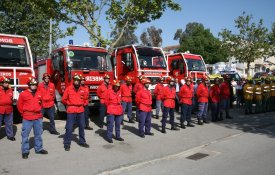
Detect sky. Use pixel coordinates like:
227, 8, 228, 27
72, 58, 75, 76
58, 0, 275, 47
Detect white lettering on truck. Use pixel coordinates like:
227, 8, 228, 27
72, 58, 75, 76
0, 38, 13, 43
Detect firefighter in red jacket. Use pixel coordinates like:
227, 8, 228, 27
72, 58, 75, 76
179, 76, 195, 129
161, 76, 179, 133
220, 75, 232, 119
154, 76, 164, 119
121, 76, 134, 124
105, 79, 124, 143
0, 76, 15, 141
133, 75, 144, 121
136, 78, 154, 138
96, 74, 111, 128
80, 75, 93, 130
62, 74, 89, 151
209, 77, 221, 122
17, 77, 48, 159
38, 73, 59, 135
196, 76, 210, 125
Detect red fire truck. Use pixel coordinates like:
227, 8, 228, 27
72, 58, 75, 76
111, 45, 169, 91
35, 45, 113, 115
166, 52, 208, 82
0, 34, 35, 101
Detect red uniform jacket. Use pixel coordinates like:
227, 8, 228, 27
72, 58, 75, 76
154, 83, 164, 100
0, 87, 13, 114
210, 84, 220, 103
220, 82, 230, 99
105, 89, 123, 116
136, 87, 152, 112
196, 83, 209, 103
82, 85, 89, 106
134, 82, 143, 94
179, 84, 193, 105
38, 82, 55, 108
120, 83, 132, 102
97, 83, 111, 103
62, 85, 85, 113
17, 90, 42, 120
162, 86, 176, 108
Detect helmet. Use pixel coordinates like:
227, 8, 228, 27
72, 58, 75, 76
202, 76, 209, 81
124, 76, 132, 82
104, 74, 110, 79
27, 76, 38, 85
138, 75, 144, 80
0, 76, 10, 83
265, 77, 271, 82
185, 76, 192, 82
167, 76, 175, 82
42, 73, 50, 80
159, 76, 164, 81
79, 74, 85, 81
73, 73, 81, 81
112, 79, 120, 86
141, 78, 151, 84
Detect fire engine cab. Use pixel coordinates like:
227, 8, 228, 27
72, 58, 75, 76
111, 45, 169, 91
166, 52, 207, 82
35, 45, 113, 114
0, 33, 35, 101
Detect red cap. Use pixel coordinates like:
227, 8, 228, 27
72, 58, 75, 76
104, 74, 110, 79
124, 76, 132, 82
141, 78, 151, 84
42, 73, 50, 80
112, 79, 120, 86
73, 73, 81, 80
27, 76, 38, 85
79, 74, 85, 81
185, 76, 192, 82
167, 76, 175, 82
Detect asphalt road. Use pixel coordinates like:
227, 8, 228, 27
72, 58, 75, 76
0, 107, 275, 175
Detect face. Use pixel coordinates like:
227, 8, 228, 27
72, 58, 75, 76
73, 79, 80, 86
144, 83, 149, 89
186, 80, 191, 85
30, 84, 38, 91
104, 78, 110, 84
126, 80, 131, 85
169, 81, 175, 86
113, 85, 120, 91
3, 82, 9, 88
81, 80, 85, 85
214, 79, 219, 85
43, 76, 50, 83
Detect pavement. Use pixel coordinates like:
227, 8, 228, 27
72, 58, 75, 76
0, 107, 275, 175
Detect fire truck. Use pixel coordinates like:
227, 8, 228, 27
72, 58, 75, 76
0, 34, 35, 101
166, 52, 207, 82
111, 45, 169, 91
35, 45, 113, 115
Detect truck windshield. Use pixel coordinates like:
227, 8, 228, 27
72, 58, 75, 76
0, 44, 30, 67
67, 50, 112, 71
185, 59, 206, 72
136, 47, 166, 68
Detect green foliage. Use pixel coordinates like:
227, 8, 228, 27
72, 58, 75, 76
110, 26, 138, 47
0, 0, 65, 58
140, 26, 163, 47
219, 12, 270, 76
174, 22, 227, 64
268, 23, 275, 55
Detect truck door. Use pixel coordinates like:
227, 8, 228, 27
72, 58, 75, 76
116, 49, 136, 81
170, 59, 186, 80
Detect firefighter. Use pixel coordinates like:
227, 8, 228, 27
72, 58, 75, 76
17, 77, 48, 159
261, 77, 271, 113
38, 73, 59, 135
121, 76, 135, 123
254, 79, 263, 114
196, 76, 210, 125
270, 78, 275, 111
209, 77, 220, 121
136, 78, 154, 138
179, 76, 195, 128
161, 76, 179, 133
243, 78, 254, 114
105, 79, 124, 143
220, 74, 232, 119
154, 76, 164, 119
62, 74, 89, 151
133, 75, 144, 122
97, 74, 111, 128
0, 76, 15, 141
80, 75, 93, 130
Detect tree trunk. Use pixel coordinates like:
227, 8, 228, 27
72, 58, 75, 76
247, 61, 251, 77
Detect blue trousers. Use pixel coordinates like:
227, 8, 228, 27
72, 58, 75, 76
84, 105, 90, 126
210, 102, 219, 121
99, 103, 106, 125
106, 115, 122, 139
0, 113, 14, 138
155, 100, 164, 116
139, 111, 152, 135
220, 99, 230, 113
42, 106, 56, 132
180, 103, 192, 123
64, 112, 86, 147
122, 101, 132, 121
197, 102, 208, 120
162, 107, 175, 129
21, 118, 43, 154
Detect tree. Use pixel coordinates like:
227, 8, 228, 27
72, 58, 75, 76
268, 23, 275, 56
110, 26, 138, 48
174, 22, 227, 64
140, 26, 163, 47
0, 0, 66, 58
53, 0, 180, 51
219, 12, 270, 76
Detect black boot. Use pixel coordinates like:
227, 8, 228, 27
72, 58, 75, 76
180, 123, 186, 129
226, 112, 233, 119
219, 112, 223, 121
203, 118, 209, 123
156, 115, 159, 119
187, 122, 195, 127
198, 119, 203, 125
161, 128, 166, 134
171, 126, 179, 130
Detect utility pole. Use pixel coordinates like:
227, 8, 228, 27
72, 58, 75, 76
49, 18, 52, 56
